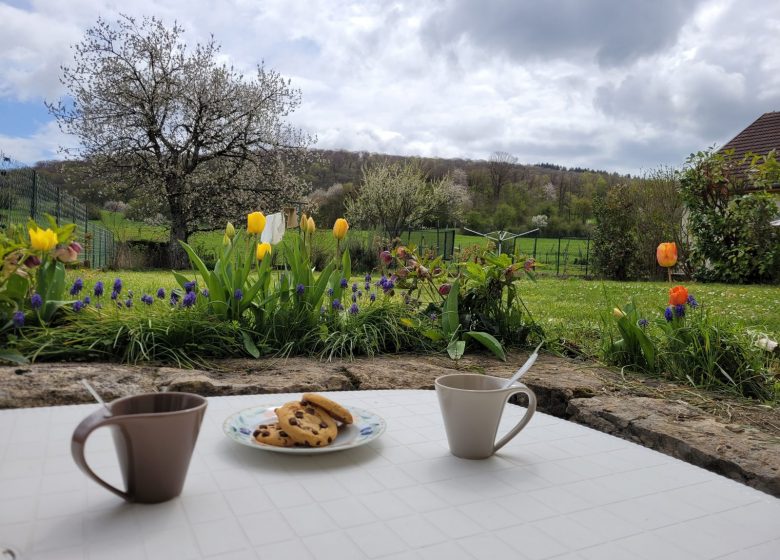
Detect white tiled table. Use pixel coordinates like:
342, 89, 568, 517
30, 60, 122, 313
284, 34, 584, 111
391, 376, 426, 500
0, 390, 778, 560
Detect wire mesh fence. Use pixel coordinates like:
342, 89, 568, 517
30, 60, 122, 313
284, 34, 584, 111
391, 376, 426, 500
0, 153, 115, 268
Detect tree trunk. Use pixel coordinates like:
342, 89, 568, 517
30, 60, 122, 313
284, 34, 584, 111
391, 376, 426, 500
167, 179, 190, 269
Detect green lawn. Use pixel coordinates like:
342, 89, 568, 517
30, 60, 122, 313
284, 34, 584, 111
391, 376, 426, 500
64, 269, 780, 356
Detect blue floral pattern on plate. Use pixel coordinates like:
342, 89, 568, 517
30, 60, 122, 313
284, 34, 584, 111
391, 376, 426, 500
223, 404, 386, 454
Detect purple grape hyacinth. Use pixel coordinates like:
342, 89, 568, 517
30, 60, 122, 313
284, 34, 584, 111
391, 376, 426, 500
182, 291, 197, 308
369, 292, 376, 302
296, 283, 305, 296
332, 298, 342, 311
156, 287, 166, 299
201, 289, 209, 298
340, 278, 348, 289
110, 290, 119, 301
687, 294, 698, 308
113, 278, 122, 295
234, 289, 243, 301
31, 293, 43, 310
12, 311, 24, 329
184, 281, 196, 293
125, 298, 133, 308
83, 296, 91, 305
638, 318, 649, 328
352, 283, 358, 293
674, 304, 686, 318
69, 278, 83, 296
93, 281, 104, 297
73, 300, 84, 312
141, 294, 154, 305
349, 303, 359, 314
664, 306, 673, 322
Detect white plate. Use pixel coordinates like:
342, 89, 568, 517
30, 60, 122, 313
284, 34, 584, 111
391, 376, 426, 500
223, 404, 386, 454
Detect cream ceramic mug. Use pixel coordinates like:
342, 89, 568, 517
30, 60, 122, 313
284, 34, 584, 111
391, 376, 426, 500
435, 374, 537, 459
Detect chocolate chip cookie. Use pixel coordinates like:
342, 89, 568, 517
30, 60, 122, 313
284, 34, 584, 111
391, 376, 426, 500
253, 423, 297, 447
301, 393, 353, 425
275, 401, 338, 447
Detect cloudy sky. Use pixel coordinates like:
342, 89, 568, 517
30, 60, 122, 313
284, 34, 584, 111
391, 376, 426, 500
1, 0, 779, 174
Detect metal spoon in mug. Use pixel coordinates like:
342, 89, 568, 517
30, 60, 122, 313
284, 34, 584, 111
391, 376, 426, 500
503, 341, 544, 389
81, 379, 112, 415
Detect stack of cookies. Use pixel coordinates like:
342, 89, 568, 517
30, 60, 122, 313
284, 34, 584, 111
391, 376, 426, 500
253, 393, 354, 448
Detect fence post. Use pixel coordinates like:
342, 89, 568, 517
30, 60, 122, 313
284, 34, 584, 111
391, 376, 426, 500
533, 235, 538, 259
556, 236, 561, 276
29, 170, 38, 219
585, 236, 590, 276
56, 186, 62, 225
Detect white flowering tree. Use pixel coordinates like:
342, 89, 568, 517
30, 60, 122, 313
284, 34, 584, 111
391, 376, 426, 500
345, 161, 464, 238
48, 15, 312, 267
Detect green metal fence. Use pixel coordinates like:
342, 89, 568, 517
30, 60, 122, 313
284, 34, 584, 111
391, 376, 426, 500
0, 154, 115, 268
400, 228, 456, 260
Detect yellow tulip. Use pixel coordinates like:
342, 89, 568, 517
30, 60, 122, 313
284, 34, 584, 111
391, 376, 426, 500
28, 227, 58, 251
299, 212, 308, 231
247, 211, 266, 234
256, 242, 272, 261
612, 308, 626, 319
222, 233, 231, 246
225, 222, 236, 240
332, 218, 349, 240
307, 216, 315, 234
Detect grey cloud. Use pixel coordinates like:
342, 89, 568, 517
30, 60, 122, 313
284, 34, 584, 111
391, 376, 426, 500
423, 0, 700, 67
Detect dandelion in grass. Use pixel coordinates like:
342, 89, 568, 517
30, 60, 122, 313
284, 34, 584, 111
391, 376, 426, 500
31, 293, 42, 310
664, 306, 673, 322
332, 298, 342, 311
83, 296, 91, 305
296, 283, 305, 296
201, 289, 209, 298
638, 318, 649, 328
113, 278, 122, 295
12, 311, 24, 329
156, 287, 165, 299
349, 303, 359, 315
182, 291, 197, 308
110, 290, 119, 301
674, 304, 685, 318
234, 289, 243, 301
93, 281, 104, 297
73, 300, 84, 312
141, 294, 153, 305
340, 278, 348, 289
687, 294, 698, 308
69, 278, 83, 296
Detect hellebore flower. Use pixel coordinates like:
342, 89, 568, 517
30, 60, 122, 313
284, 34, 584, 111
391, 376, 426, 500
332, 218, 349, 240
438, 283, 451, 296
54, 246, 79, 263
12, 311, 24, 329
94, 281, 104, 297
141, 294, 153, 305
70, 278, 84, 296
296, 283, 305, 296
256, 242, 272, 261
307, 216, 316, 234
379, 250, 392, 265
28, 227, 58, 251
247, 211, 266, 234
664, 306, 673, 322
349, 303, 359, 315
396, 246, 408, 259
687, 294, 698, 308
156, 287, 166, 299
182, 292, 197, 308
669, 285, 688, 306
31, 293, 43, 309
69, 241, 83, 254
73, 300, 84, 312
23, 255, 41, 268
656, 242, 678, 268
184, 281, 196, 293
113, 278, 123, 295
234, 289, 244, 301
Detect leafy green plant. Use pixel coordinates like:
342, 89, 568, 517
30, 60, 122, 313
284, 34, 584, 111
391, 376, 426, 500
601, 301, 657, 373
441, 280, 506, 361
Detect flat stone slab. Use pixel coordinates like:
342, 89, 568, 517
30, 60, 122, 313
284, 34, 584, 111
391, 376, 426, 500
2, 353, 778, 496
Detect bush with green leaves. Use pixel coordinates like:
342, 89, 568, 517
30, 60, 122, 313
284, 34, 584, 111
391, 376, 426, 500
591, 184, 643, 280
680, 149, 780, 284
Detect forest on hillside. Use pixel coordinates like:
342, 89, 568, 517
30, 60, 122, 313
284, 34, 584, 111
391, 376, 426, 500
34, 149, 629, 238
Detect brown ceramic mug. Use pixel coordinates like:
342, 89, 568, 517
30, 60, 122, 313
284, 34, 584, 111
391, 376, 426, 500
71, 392, 207, 504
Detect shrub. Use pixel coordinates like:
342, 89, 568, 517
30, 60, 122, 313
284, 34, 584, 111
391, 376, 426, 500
591, 184, 643, 280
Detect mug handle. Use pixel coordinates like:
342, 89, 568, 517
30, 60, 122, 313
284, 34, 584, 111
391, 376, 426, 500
71, 408, 130, 501
494, 384, 537, 453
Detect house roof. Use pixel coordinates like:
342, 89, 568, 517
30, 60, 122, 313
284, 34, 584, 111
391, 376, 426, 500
719, 111, 780, 190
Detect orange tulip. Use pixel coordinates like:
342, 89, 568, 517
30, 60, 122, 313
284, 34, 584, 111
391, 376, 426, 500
669, 285, 688, 306
656, 242, 677, 268
332, 218, 349, 240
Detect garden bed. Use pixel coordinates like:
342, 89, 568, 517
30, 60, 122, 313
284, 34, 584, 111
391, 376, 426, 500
2, 351, 777, 497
